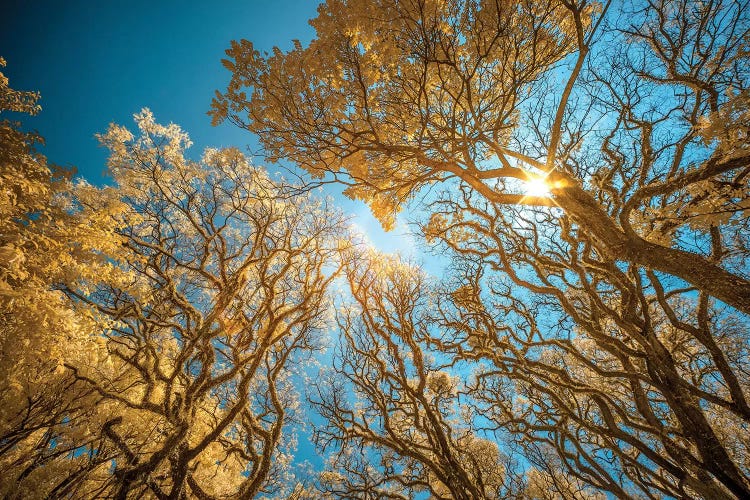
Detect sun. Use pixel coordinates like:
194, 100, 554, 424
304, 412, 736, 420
523, 177, 551, 197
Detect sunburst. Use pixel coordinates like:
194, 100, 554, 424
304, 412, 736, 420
522, 177, 551, 197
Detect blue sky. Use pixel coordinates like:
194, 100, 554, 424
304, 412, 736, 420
2, 0, 425, 259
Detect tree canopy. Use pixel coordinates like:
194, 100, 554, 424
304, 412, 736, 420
3, 0, 750, 498
212, 0, 750, 314
1, 68, 347, 496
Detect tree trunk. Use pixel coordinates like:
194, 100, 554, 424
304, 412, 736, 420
645, 345, 750, 499
550, 179, 750, 315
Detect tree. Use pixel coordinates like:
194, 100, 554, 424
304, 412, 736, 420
0, 58, 128, 498
312, 252, 525, 499
212, 0, 750, 314
426, 189, 750, 497
56, 109, 347, 498
0, 103, 348, 498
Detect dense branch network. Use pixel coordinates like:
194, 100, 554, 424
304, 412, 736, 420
213, 0, 750, 313
212, 0, 750, 498
2, 0, 750, 498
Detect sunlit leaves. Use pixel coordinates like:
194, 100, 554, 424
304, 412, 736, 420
213, 0, 582, 228
64, 110, 348, 497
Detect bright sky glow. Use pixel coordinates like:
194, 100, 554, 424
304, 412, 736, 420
523, 177, 551, 197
